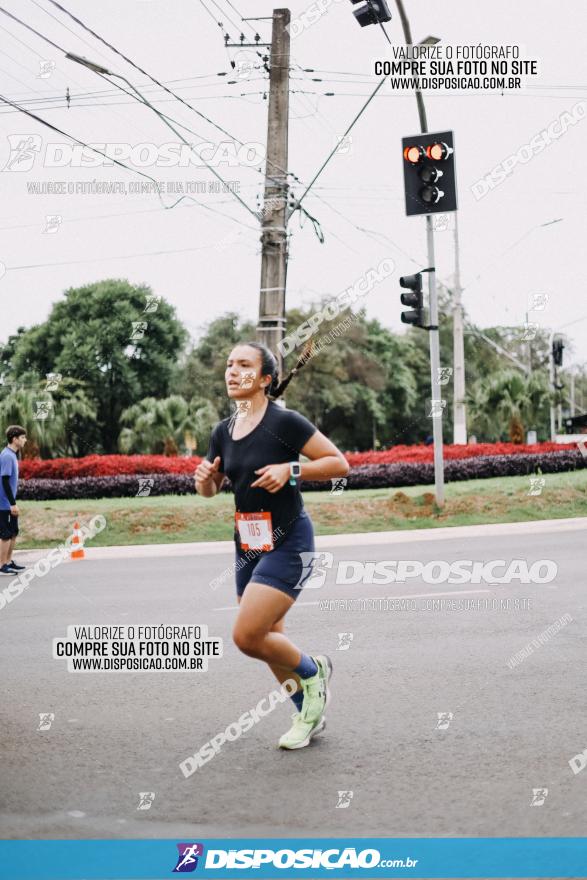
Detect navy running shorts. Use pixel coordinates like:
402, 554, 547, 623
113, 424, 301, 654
235, 510, 315, 601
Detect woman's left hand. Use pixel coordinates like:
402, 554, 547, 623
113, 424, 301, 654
250, 463, 292, 493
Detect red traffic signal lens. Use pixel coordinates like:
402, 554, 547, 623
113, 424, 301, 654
426, 142, 450, 161
404, 145, 424, 164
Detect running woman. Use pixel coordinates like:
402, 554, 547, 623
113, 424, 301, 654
195, 342, 349, 750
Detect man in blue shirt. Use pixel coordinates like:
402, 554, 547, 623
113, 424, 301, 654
0, 425, 28, 575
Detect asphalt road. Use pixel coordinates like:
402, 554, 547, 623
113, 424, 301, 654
1, 520, 587, 841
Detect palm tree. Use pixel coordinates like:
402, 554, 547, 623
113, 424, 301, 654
467, 369, 551, 442
0, 387, 59, 457
119, 396, 218, 455
0, 382, 99, 458
53, 389, 98, 456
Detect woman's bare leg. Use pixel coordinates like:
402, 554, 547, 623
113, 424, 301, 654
235, 594, 302, 695
233, 582, 303, 669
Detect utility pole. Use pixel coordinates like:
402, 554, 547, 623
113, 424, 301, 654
257, 8, 290, 377
395, 0, 445, 505
452, 213, 467, 444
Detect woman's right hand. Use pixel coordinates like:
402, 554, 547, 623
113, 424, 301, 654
195, 456, 221, 487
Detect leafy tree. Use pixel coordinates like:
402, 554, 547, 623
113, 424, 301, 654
2, 280, 187, 452
177, 306, 424, 451
0, 277, 562, 456
0, 327, 29, 387
283, 309, 421, 449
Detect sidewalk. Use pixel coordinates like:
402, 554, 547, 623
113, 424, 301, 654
15, 516, 587, 563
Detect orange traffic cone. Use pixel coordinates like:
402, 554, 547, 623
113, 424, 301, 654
70, 521, 85, 560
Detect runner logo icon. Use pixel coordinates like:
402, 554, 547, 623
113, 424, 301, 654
173, 843, 204, 872
296, 551, 334, 589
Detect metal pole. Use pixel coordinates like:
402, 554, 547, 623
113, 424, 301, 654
394, 0, 427, 131
257, 8, 290, 377
452, 212, 467, 444
427, 217, 445, 505
549, 330, 556, 441
395, 0, 445, 505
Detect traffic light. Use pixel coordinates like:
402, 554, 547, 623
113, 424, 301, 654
400, 273, 425, 328
402, 130, 458, 216
552, 337, 564, 367
350, 0, 391, 27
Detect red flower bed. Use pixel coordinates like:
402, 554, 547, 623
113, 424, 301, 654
344, 441, 575, 467
20, 454, 203, 480
19, 442, 577, 480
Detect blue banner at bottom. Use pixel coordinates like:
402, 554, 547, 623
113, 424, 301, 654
0, 837, 586, 879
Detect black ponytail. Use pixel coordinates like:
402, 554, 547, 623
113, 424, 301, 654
243, 340, 313, 400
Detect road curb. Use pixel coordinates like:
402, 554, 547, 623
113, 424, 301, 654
14, 516, 587, 563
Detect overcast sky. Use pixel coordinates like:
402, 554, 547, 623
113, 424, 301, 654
0, 0, 585, 368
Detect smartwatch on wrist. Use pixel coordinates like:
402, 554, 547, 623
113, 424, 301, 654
289, 461, 302, 486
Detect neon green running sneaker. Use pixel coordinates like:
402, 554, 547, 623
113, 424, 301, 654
278, 713, 326, 750
299, 655, 332, 724
315, 654, 333, 705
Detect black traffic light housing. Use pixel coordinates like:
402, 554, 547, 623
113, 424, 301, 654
552, 337, 565, 367
350, 0, 391, 27
400, 272, 425, 328
402, 130, 458, 216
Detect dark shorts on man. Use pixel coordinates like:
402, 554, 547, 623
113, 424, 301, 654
0, 510, 19, 540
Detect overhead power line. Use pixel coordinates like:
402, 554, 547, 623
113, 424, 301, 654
28, 0, 113, 65
44, 0, 250, 144
0, 4, 65, 51
202, 0, 240, 32
0, 75, 268, 108
0, 19, 45, 59
90, 68, 259, 218
5, 237, 256, 272
195, 0, 227, 29
0, 7, 262, 217
0, 70, 237, 105
0, 3, 250, 145
27, 1, 298, 193
0, 7, 169, 144
0, 197, 260, 233
1, 4, 408, 277
0, 91, 181, 207
0, 91, 273, 114
293, 76, 387, 210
